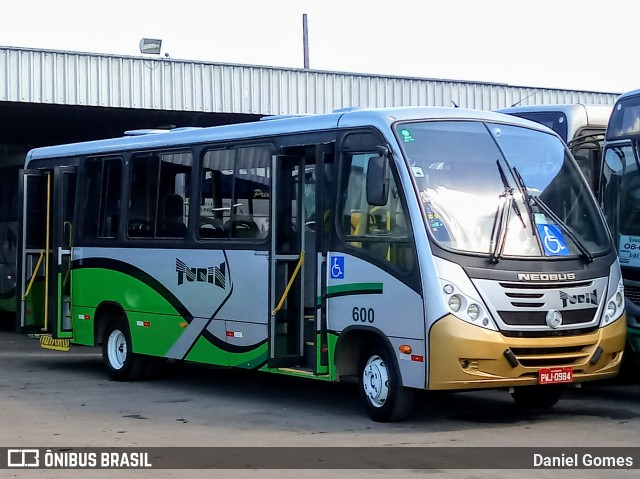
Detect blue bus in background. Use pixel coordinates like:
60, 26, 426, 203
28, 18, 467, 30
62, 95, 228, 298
600, 89, 640, 367
497, 104, 612, 197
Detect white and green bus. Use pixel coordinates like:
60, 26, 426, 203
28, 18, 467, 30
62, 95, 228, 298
19, 107, 625, 421
600, 89, 640, 367
497, 104, 612, 196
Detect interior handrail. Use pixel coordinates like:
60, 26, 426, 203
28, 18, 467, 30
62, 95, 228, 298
22, 250, 45, 300
271, 251, 305, 316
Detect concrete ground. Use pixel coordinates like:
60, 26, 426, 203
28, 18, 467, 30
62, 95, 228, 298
0, 324, 639, 479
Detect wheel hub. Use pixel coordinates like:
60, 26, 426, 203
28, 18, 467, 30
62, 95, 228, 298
362, 355, 390, 407
107, 329, 127, 370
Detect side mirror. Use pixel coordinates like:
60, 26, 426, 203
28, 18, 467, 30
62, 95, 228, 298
366, 152, 389, 206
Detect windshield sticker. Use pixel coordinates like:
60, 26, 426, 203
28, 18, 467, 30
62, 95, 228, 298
427, 212, 445, 231
424, 203, 446, 235
400, 129, 415, 142
537, 224, 569, 256
619, 235, 640, 267
412, 166, 424, 177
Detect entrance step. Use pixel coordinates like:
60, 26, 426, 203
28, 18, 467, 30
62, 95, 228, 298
277, 367, 315, 376
39, 334, 70, 351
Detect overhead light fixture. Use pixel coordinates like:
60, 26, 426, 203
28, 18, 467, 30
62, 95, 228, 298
139, 38, 162, 55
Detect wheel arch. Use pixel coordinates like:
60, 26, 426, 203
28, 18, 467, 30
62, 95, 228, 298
334, 326, 398, 380
94, 301, 128, 346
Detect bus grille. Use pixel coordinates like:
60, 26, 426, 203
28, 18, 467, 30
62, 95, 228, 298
501, 327, 598, 338
498, 281, 594, 310
498, 309, 597, 326
499, 281, 593, 290
509, 344, 593, 367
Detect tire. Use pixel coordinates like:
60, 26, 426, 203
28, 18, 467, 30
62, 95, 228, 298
358, 343, 415, 422
511, 385, 564, 409
102, 317, 148, 381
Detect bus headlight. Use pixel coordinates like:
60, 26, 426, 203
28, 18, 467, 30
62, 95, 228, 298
601, 277, 624, 326
615, 291, 624, 309
439, 279, 497, 331
448, 294, 462, 312
467, 303, 481, 320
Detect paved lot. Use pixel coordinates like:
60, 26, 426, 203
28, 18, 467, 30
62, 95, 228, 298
0, 323, 639, 478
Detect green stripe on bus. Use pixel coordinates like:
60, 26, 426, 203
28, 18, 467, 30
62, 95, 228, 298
325, 283, 383, 299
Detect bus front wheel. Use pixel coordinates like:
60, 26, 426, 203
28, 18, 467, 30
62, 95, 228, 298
102, 317, 148, 381
511, 385, 564, 409
358, 344, 415, 422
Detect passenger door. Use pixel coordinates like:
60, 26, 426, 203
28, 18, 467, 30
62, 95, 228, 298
269, 144, 333, 372
19, 166, 77, 341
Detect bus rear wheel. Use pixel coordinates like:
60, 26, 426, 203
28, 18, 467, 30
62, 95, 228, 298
102, 317, 148, 381
511, 385, 564, 409
358, 344, 415, 422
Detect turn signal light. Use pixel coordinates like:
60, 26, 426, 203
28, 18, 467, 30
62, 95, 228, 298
399, 345, 412, 354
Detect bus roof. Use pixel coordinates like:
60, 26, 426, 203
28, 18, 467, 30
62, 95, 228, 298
606, 89, 640, 141
496, 104, 612, 127
24, 106, 551, 166
616, 89, 640, 101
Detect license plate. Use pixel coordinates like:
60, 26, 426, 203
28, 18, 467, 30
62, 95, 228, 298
538, 366, 573, 384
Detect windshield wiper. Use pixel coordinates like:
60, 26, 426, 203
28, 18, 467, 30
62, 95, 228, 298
512, 167, 538, 239
498, 160, 526, 230
489, 160, 526, 263
488, 187, 508, 264
513, 167, 593, 263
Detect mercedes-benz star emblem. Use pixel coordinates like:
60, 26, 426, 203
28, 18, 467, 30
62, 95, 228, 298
546, 309, 563, 329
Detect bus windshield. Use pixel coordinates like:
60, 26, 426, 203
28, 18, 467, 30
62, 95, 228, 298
601, 144, 640, 251
395, 120, 609, 258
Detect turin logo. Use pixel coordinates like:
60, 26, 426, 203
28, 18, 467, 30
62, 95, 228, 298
559, 289, 597, 308
176, 259, 226, 288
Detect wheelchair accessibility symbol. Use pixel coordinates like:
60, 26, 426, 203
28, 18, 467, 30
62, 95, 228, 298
536, 224, 569, 256
330, 256, 345, 279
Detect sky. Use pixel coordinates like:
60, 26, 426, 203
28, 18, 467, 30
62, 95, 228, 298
0, 0, 637, 94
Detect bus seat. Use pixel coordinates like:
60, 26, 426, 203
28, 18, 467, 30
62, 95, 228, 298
225, 217, 259, 238
104, 214, 119, 237
199, 217, 225, 238
128, 219, 153, 237
159, 193, 187, 238
350, 211, 362, 235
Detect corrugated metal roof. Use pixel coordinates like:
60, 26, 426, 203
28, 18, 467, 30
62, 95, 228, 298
0, 46, 620, 114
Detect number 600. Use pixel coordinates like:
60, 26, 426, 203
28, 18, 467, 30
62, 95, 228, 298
352, 307, 375, 323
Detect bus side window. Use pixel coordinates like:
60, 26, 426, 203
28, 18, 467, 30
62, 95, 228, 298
128, 151, 192, 239
199, 146, 271, 241
339, 152, 414, 273
82, 157, 122, 239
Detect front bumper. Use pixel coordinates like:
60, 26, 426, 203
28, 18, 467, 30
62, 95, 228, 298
428, 313, 626, 390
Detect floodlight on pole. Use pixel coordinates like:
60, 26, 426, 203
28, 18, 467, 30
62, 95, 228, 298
139, 38, 162, 55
